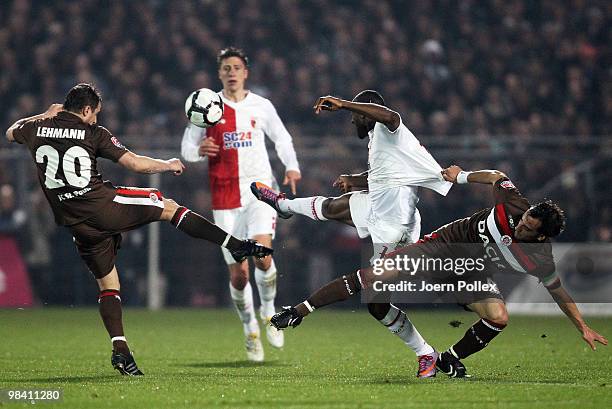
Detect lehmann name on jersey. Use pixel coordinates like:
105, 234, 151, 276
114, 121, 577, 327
37, 127, 86, 140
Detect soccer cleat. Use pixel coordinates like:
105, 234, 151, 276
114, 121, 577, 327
245, 332, 264, 362
230, 239, 273, 263
435, 351, 469, 378
261, 309, 285, 348
270, 306, 303, 330
111, 351, 144, 376
417, 351, 438, 378
250, 182, 293, 219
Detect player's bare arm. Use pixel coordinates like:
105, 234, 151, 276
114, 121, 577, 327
313, 95, 400, 131
442, 165, 506, 185
118, 151, 185, 175
547, 284, 608, 350
5, 103, 64, 142
333, 172, 368, 194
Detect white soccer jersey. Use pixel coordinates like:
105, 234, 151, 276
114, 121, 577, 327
367, 118, 452, 224
182, 91, 300, 210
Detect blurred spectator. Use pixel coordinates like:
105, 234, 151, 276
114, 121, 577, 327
23, 188, 55, 303
0, 0, 608, 138
0, 184, 26, 235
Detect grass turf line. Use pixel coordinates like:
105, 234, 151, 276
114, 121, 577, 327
0, 308, 610, 408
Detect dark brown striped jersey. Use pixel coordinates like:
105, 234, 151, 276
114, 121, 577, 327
435, 178, 558, 287
12, 111, 128, 226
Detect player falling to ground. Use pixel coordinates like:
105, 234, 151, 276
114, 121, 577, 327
271, 166, 608, 377
181, 47, 301, 362
252, 90, 453, 377
5, 83, 272, 376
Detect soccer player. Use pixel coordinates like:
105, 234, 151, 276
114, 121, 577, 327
252, 90, 453, 377
181, 47, 301, 361
5, 83, 272, 376
271, 165, 608, 377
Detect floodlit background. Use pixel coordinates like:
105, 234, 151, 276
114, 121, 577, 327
0, 0, 610, 309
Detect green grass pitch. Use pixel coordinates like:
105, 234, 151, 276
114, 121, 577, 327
1, 308, 611, 408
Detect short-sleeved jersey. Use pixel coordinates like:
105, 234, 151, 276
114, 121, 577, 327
181, 91, 299, 210
12, 111, 128, 226
436, 178, 558, 286
366, 118, 452, 224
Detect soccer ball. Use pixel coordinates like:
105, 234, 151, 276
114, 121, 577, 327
184, 88, 224, 128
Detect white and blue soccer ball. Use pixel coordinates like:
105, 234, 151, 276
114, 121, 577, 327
184, 88, 224, 128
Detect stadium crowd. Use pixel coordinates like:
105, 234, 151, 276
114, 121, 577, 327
0, 0, 609, 138
0, 0, 610, 305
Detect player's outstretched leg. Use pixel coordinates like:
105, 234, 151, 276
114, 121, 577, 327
438, 300, 508, 378
368, 303, 438, 378
271, 271, 363, 329
161, 199, 273, 261
251, 182, 353, 223
97, 267, 143, 376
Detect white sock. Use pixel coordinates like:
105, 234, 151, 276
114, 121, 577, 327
229, 282, 258, 335
255, 260, 277, 318
278, 196, 328, 221
380, 304, 434, 356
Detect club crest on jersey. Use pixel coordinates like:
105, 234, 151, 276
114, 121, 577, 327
251, 118, 257, 128
501, 235, 513, 246
111, 136, 125, 148
149, 192, 159, 203
500, 180, 515, 189
223, 131, 253, 150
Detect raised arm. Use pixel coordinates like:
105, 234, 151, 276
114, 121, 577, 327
333, 171, 368, 193
313, 96, 400, 131
547, 284, 608, 350
6, 104, 64, 142
118, 151, 185, 175
442, 165, 506, 185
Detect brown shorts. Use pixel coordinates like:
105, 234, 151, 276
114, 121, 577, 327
69, 187, 165, 278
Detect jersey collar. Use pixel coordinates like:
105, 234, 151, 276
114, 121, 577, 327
57, 111, 83, 123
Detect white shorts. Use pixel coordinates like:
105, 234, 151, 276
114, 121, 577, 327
349, 190, 421, 263
214, 199, 277, 264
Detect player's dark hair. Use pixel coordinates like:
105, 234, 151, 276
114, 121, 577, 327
529, 200, 566, 237
217, 47, 249, 68
63, 83, 101, 113
352, 89, 386, 106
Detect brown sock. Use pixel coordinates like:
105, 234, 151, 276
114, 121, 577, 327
98, 289, 129, 354
171, 206, 242, 250
450, 318, 506, 359
295, 271, 362, 317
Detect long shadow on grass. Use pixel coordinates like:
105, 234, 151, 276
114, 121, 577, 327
182, 360, 290, 368
14, 375, 120, 384
364, 375, 585, 386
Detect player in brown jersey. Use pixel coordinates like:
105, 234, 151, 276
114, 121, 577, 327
5, 83, 272, 376
270, 165, 607, 377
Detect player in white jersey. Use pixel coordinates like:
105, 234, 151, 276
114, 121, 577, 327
181, 48, 301, 362
252, 90, 452, 377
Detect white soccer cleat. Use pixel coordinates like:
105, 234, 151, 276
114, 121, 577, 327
245, 332, 264, 362
265, 319, 285, 348
261, 308, 285, 348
